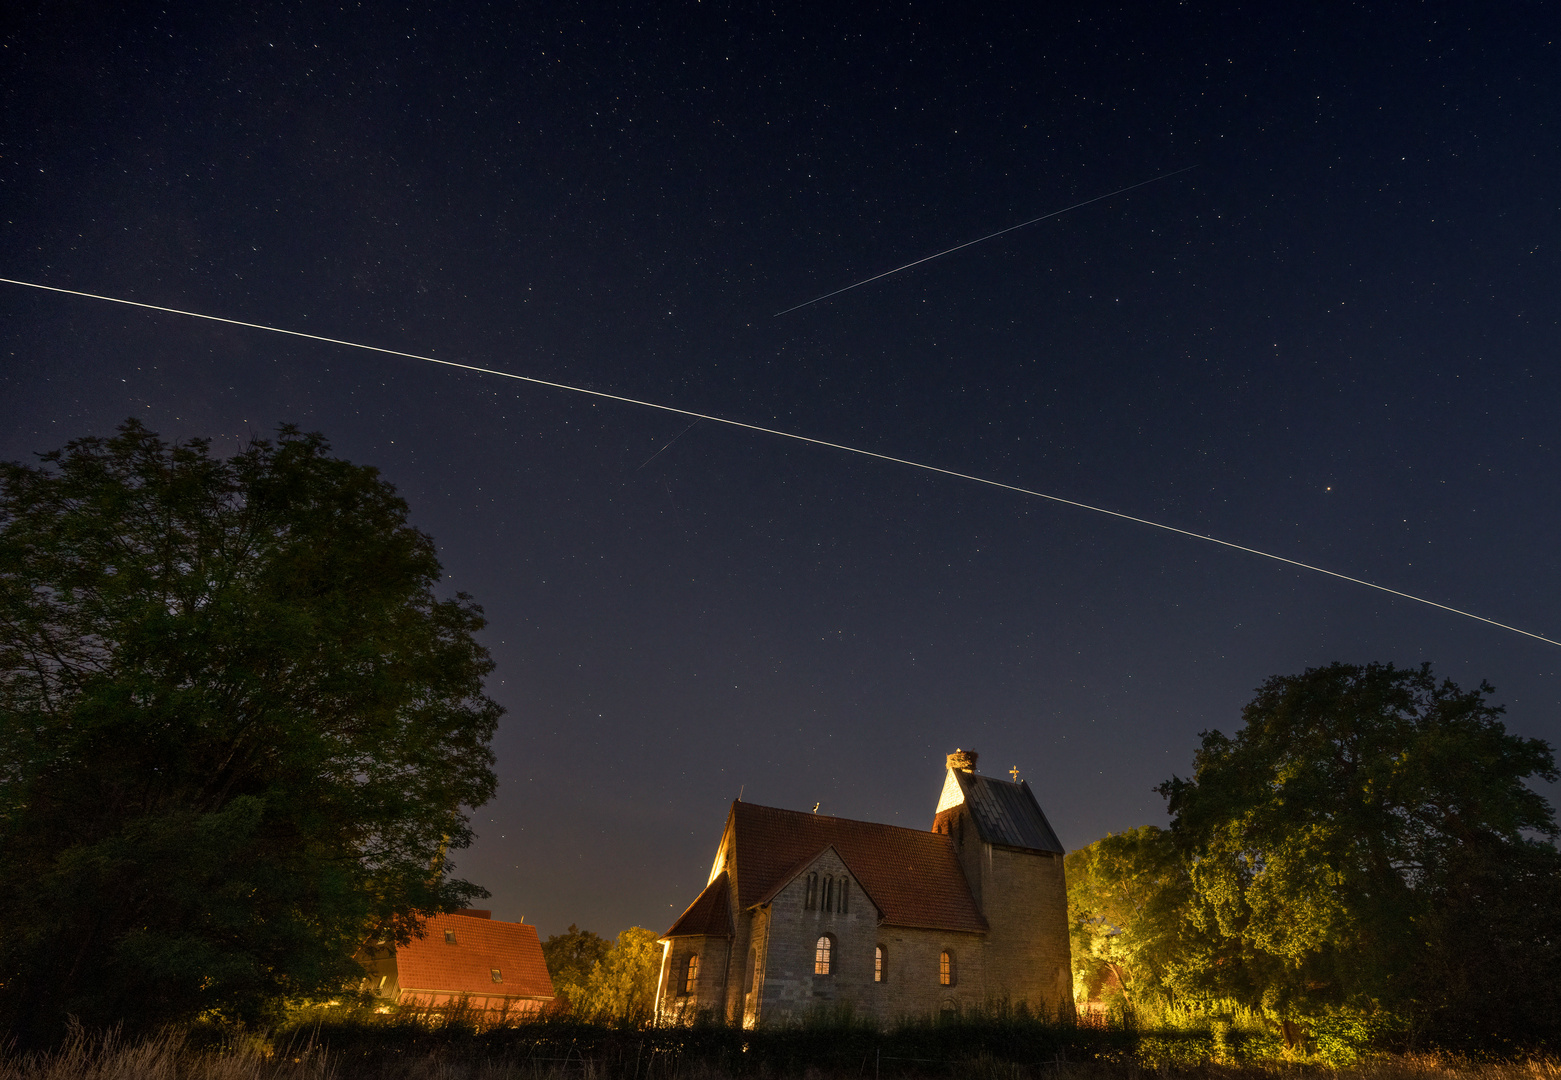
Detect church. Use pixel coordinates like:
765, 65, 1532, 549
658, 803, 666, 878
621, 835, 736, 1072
656, 750, 1072, 1026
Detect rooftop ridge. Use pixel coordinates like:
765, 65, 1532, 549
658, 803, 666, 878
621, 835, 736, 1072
733, 799, 955, 838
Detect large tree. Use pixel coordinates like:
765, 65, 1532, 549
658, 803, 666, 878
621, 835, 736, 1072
0, 421, 501, 1044
1159, 662, 1560, 1047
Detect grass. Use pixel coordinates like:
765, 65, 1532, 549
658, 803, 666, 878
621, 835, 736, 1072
3, 1015, 1556, 1080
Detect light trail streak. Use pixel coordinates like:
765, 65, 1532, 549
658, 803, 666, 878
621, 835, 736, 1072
2, 273, 1555, 649
774, 166, 1197, 317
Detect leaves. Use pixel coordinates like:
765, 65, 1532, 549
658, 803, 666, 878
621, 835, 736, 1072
0, 421, 502, 1045
1156, 661, 1561, 1046
542, 926, 661, 1024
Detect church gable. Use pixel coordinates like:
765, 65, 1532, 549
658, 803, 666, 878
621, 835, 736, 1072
725, 802, 986, 933
753, 845, 883, 921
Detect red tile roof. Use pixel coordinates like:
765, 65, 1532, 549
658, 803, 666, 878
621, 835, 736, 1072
724, 802, 987, 934
664, 870, 734, 937
396, 912, 555, 1000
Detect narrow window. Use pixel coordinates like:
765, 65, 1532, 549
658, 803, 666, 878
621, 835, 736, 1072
874, 945, 886, 983
840, 880, 849, 914
491, 968, 503, 983
814, 935, 832, 975
444, 929, 457, 944
745, 948, 757, 995
939, 950, 956, 987
823, 876, 834, 912
684, 954, 700, 994
806, 873, 818, 910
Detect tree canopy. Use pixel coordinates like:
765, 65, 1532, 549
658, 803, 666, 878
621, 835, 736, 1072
0, 421, 502, 1044
541, 924, 612, 1012
541, 926, 661, 1024
1156, 661, 1561, 1049
1066, 825, 1205, 1011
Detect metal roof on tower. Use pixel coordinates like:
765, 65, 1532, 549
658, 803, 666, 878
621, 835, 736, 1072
944, 770, 1065, 854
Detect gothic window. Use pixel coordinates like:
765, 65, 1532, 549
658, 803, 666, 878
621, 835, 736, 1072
939, 950, 956, 987
874, 945, 886, 983
806, 873, 818, 910
684, 954, 699, 994
840, 880, 849, 914
814, 935, 833, 975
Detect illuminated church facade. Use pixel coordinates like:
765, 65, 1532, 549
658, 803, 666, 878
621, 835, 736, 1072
656, 750, 1072, 1026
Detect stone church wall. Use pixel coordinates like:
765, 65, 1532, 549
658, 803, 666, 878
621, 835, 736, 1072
747, 848, 990, 1024
979, 847, 1072, 1014
659, 932, 733, 1021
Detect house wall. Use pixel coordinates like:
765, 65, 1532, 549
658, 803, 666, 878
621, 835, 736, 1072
356, 944, 401, 1001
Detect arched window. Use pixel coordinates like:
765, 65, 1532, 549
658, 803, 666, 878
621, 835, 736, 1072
939, 950, 956, 987
814, 935, 833, 975
874, 944, 886, 983
839, 880, 849, 914
684, 953, 699, 994
806, 872, 818, 910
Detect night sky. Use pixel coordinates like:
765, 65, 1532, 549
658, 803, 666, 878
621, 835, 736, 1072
3, 4, 1557, 939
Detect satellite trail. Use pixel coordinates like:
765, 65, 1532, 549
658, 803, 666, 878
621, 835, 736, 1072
774, 166, 1197, 317
1, 274, 1555, 648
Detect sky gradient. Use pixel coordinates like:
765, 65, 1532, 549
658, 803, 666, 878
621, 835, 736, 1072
2, 3, 1557, 938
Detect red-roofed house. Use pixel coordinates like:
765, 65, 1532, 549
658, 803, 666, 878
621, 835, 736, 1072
657, 750, 1072, 1026
358, 910, 555, 1016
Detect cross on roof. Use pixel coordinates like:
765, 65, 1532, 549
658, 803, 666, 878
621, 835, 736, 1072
1010, 766, 1021, 782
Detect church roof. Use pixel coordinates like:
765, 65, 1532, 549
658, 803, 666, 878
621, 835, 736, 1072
665, 870, 735, 937
396, 912, 555, 999
724, 801, 987, 934
947, 770, 1065, 854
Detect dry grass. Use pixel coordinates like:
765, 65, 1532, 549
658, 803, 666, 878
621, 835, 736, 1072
2, 1029, 1557, 1080
0, 1029, 332, 1080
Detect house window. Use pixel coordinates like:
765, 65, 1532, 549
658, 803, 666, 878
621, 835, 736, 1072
840, 880, 849, 914
491, 969, 503, 983
874, 945, 886, 983
684, 953, 700, 994
814, 935, 833, 975
939, 950, 956, 987
444, 929, 457, 944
